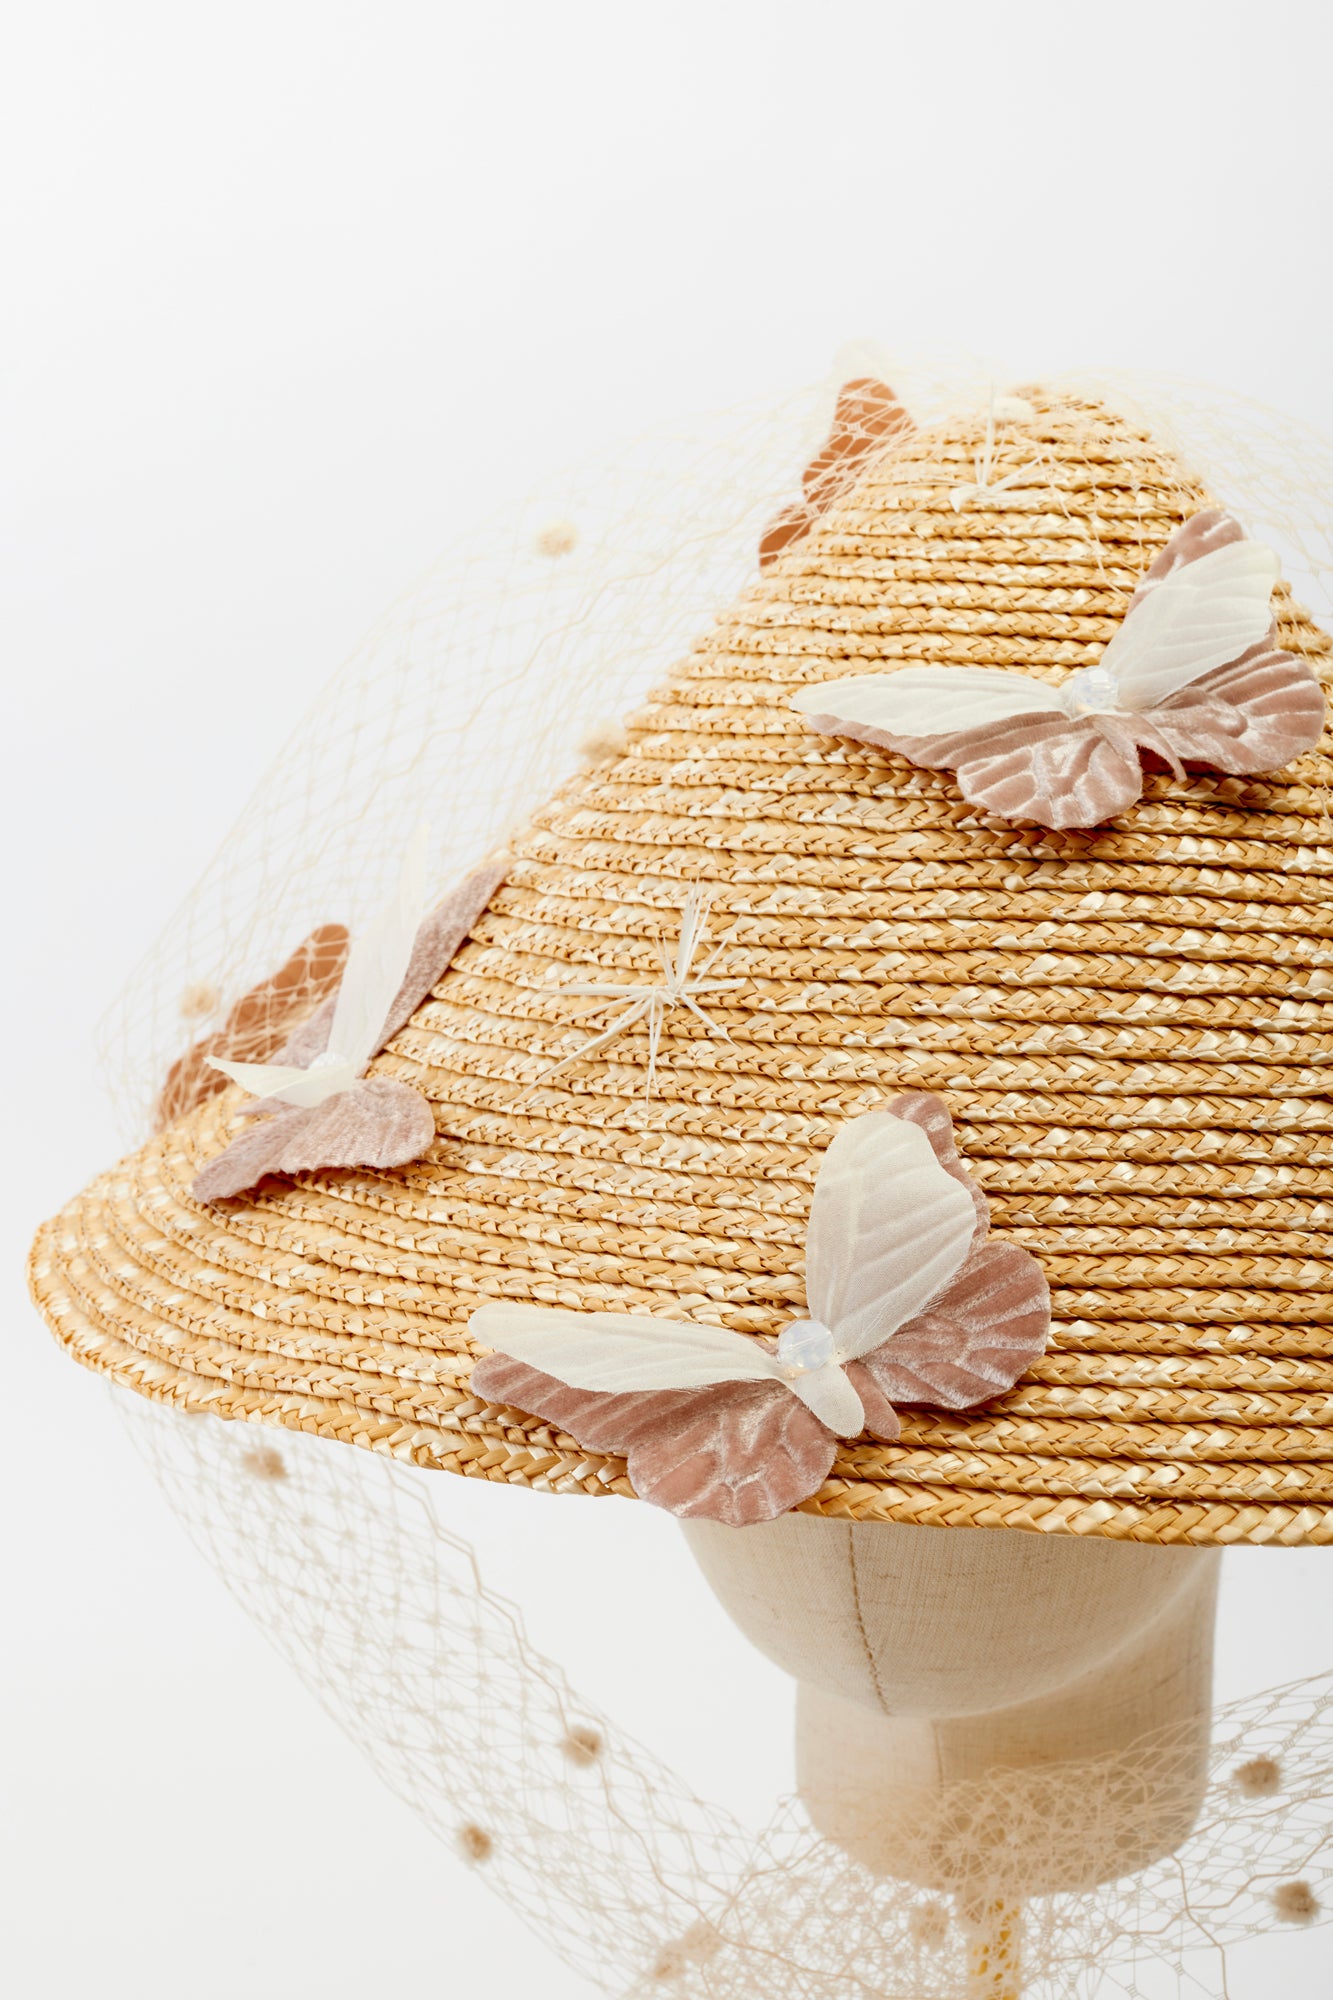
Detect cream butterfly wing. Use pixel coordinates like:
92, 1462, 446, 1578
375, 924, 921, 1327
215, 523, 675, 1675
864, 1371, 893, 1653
323, 822, 430, 1071
804, 1112, 979, 1365
209, 824, 431, 1108
1102, 538, 1280, 710
791, 665, 1063, 740
205, 1056, 362, 1108
469, 1303, 787, 1392
470, 1301, 868, 1435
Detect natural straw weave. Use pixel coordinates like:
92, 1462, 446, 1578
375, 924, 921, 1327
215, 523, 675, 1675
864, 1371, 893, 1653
28, 392, 1333, 1544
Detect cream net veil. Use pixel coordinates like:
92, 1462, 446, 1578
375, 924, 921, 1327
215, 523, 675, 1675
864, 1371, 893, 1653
123, 1388, 1333, 1999
93, 354, 1333, 1994
101, 349, 1333, 1137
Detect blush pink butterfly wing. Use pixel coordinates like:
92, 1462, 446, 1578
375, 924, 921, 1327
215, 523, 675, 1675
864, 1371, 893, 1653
847, 1090, 1050, 1414
470, 1354, 837, 1526
947, 713, 1147, 828
1147, 642, 1326, 775
848, 1238, 1050, 1412
758, 377, 913, 568
808, 697, 1146, 833
192, 1076, 436, 1202
157, 923, 350, 1128
281, 858, 508, 1066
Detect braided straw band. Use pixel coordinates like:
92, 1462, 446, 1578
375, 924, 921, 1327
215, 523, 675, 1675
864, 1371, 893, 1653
28, 392, 1333, 1545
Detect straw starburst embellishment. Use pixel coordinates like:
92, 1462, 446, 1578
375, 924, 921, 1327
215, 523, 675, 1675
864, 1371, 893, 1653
538, 887, 744, 1098
947, 392, 1044, 510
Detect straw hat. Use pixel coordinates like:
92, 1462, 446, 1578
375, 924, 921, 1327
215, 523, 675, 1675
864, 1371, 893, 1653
29, 384, 1333, 1546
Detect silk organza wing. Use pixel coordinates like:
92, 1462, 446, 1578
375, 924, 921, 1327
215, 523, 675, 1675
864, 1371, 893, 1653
879, 1089, 989, 1236
803, 1108, 980, 1363
792, 665, 1064, 765
468, 1310, 833, 1527
280, 857, 508, 1067
846, 1092, 1050, 1416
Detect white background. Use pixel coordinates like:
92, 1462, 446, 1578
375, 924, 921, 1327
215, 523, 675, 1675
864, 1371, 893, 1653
3, 2, 1332, 1994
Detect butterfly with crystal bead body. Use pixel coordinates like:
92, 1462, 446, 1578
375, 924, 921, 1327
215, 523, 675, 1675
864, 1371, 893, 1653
468, 1092, 1050, 1527
791, 509, 1327, 831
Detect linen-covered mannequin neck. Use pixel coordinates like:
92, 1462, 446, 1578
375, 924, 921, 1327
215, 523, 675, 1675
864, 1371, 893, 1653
682, 1513, 1218, 1717
686, 1513, 1222, 1897
795, 1557, 1219, 1894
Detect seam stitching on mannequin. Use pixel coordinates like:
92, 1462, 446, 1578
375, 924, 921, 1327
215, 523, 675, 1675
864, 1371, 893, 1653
847, 1528, 890, 1715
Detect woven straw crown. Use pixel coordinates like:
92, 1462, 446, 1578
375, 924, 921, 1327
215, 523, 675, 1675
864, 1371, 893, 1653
29, 391, 1333, 1545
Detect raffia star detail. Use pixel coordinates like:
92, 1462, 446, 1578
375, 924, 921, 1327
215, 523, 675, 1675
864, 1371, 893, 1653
947, 393, 1046, 510
538, 887, 744, 1098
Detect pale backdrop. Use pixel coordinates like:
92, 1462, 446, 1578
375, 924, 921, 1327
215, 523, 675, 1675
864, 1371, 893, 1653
4, 2, 1331, 1993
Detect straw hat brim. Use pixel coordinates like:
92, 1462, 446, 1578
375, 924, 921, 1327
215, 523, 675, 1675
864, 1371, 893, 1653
29, 391, 1333, 1545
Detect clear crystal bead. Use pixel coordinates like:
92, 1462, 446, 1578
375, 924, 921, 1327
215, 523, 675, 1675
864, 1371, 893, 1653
776, 1317, 835, 1375
1060, 663, 1121, 716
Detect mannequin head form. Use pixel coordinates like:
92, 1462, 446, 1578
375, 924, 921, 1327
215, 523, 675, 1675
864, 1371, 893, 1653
684, 1515, 1221, 1890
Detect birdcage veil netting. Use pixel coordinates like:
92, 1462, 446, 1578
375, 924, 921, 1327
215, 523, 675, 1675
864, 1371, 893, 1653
91, 353, 1333, 1994
102, 375, 838, 1136
100, 349, 1333, 1138
123, 1389, 1333, 2000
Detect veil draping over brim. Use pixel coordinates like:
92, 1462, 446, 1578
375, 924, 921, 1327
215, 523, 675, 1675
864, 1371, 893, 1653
125, 1389, 1333, 2000
95, 354, 1333, 1140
